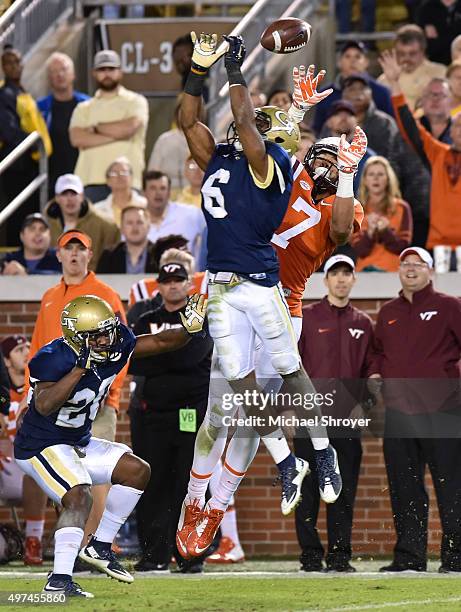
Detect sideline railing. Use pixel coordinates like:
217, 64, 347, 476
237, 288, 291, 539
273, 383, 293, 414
0, 132, 48, 228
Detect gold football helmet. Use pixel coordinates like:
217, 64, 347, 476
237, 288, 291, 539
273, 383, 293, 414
227, 105, 300, 155
61, 295, 120, 363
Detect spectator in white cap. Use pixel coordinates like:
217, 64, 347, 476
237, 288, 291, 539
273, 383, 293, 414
295, 253, 375, 573
44, 173, 120, 270
69, 50, 149, 203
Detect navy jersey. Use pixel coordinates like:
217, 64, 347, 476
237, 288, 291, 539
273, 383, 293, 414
14, 324, 136, 459
202, 140, 292, 287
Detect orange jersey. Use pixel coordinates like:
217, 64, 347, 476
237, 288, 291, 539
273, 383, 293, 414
25, 272, 127, 410
6, 385, 25, 442
272, 160, 364, 317
129, 272, 208, 305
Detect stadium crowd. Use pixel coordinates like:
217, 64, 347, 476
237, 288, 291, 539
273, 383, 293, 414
0, 0, 461, 579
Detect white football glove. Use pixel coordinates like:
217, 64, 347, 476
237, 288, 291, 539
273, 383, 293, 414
180, 294, 208, 334
190, 32, 229, 73
338, 126, 368, 173
288, 64, 334, 123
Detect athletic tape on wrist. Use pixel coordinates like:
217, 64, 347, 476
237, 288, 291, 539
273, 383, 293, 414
226, 65, 247, 87
184, 70, 207, 97
288, 103, 306, 124
336, 170, 355, 198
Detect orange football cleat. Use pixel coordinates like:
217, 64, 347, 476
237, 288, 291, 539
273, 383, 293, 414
24, 536, 43, 566
176, 497, 203, 559
186, 504, 224, 558
205, 537, 245, 564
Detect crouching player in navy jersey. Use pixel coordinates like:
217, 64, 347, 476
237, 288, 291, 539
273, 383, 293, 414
14, 293, 206, 598
176, 33, 342, 560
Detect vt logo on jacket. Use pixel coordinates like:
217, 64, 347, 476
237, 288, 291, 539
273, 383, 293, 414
348, 328, 365, 339
419, 311, 438, 321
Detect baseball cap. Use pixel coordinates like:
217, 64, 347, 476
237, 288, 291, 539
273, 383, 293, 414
57, 229, 92, 249
55, 174, 84, 195
326, 100, 356, 120
399, 247, 433, 268
342, 74, 370, 89
93, 50, 121, 70
324, 254, 356, 276
339, 41, 366, 55
21, 213, 49, 232
1, 335, 28, 359
158, 263, 188, 283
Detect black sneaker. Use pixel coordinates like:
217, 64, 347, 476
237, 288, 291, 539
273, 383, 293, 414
73, 557, 90, 573
43, 574, 94, 598
277, 457, 310, 516
439, 565, 461, 573
134, 559, 169, 572
175, 562, 203, 574
325, 562, 356, 573
300, 561, 324, 572
314, 445, 342, 504
379, 562, 425, 572
79, 536, 133, 583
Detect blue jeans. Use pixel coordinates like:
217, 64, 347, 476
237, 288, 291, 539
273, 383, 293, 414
103, 5, 144, 19
335, 0, 376, 33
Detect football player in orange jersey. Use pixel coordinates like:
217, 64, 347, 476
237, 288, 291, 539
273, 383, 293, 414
252, 66, 366, 511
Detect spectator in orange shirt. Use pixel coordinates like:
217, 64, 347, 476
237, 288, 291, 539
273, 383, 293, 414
380, 49, 461, 255
351, 157, 413, 271
25, 228, 127, 553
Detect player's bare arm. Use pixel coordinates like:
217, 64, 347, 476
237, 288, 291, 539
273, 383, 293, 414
224, 35, 268, 181
34, 337, 91, 416
330, 126, 368, 244
288, 64, 333, 124
181, 32, 227, 170
133, 294, 207, 358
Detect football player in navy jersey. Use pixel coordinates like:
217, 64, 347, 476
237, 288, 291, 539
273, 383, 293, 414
14, 293, 206, 598
176, 33, 341, 560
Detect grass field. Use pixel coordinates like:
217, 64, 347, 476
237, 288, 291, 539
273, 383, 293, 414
1, 561, 461, 611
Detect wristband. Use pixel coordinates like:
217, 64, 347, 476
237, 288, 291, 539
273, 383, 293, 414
336, 169, 355, 198
226, 65, 247, 87
287, 103, 306, 124
184, 70, 207, 97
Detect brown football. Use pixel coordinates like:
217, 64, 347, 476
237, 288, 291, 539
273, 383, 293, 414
260, 18, 311, 54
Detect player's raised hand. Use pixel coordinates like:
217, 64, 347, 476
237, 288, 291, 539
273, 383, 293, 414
223, 35, 246, 69
338, 126, 368, 173
378, 49, 402, 85
289, 64, 333, 123
190, 31, 229, 74
180, 294, 208, 334
75, 335, 92, 370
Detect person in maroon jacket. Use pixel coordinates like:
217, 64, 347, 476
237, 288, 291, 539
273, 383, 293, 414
295, 254, 374, 572
372, 246, 461, 573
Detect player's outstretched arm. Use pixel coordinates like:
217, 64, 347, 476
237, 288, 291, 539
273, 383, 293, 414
133, 294, 207, 358
224, 35, 268, 181
181, 32, 226, 170
330, 126, 368, 244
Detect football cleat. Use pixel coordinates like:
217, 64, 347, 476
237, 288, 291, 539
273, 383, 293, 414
205, 537, 245, 564
44, 574, 94, 598
279, 457, 310, 515
79, 536, 133, 583
24, 536, 43, 566
176, 497, 204, 560
314, 445, 342, 503
186, 503, 224, 557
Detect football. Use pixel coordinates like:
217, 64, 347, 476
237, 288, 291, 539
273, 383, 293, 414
260, 18, 311, 54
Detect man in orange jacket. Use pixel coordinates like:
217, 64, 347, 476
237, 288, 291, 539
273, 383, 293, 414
24, 228, 127, 551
